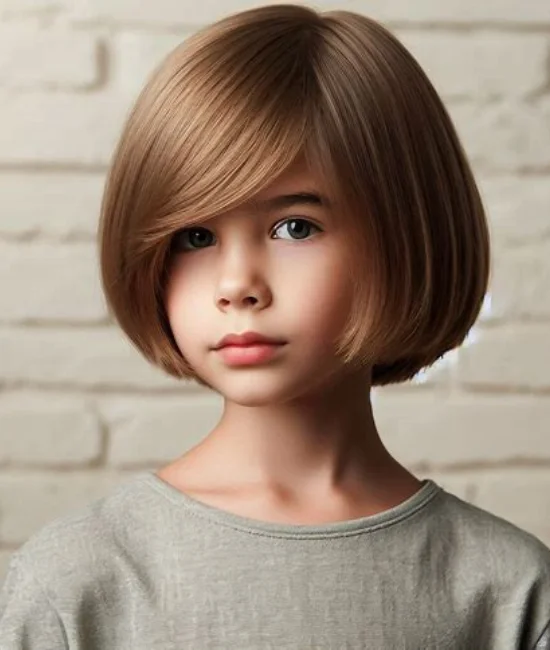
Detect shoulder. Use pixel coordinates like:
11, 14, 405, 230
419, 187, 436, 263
433, 488, 550, 647
435, 488, 550, 574
430, 488, 550, 647
1, 473, 157, 647
7, 473, 154, 599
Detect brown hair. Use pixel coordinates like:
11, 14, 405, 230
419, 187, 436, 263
98, 4, 490, 386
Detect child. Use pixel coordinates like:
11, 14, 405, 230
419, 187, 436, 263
1, 4, 549, 648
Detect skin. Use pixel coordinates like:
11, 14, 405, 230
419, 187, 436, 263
158, 157, 422, 525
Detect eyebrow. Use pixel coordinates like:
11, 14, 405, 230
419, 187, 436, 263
249, 192, 331, 212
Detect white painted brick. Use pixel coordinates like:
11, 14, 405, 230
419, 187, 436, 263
470, 469, 550, 546
364, 0, 550, 24
0, 242, 106, 322
69, 0, 297, 26
112, 32, 187, 96
488, 245, 550, 321
0, 471, 132, 544
457, 325, 550, 391
0, 26, 98, 89
0, 173, 104, 238
479, 175, 550, 246
449, 102, 550, 172
0, 326, 182, 389
0, 392, 101, 466
397, 31, 548, 99
0, 90, 129, 165
375, 392, 550, 467
0, 0, 64, 13
67, 0, 550, 26
100, 393, 222, 466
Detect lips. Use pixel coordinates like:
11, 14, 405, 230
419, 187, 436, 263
214, 331, 286, 350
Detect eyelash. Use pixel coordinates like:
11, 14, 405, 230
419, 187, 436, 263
172, 218, 322, 253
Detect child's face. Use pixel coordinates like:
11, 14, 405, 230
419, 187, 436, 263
164, 158, 357, 405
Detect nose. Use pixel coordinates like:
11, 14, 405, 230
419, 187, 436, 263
214, 250, 272, 312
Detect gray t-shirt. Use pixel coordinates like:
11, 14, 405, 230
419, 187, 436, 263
1, 471, 550, 649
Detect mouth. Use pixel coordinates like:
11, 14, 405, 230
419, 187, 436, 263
213, 331, 287, 350
214, 341, 287, 366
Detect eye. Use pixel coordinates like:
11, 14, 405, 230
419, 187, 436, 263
271, 218, 321, 241
172, 227, 215, 252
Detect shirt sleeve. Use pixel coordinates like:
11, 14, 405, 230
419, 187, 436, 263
0, 551, 68, 649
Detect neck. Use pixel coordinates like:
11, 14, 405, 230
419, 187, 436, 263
175, 368, 416, 504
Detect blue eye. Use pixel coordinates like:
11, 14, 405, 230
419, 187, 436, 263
173, 227, 215, 251
271, 219, 321, 240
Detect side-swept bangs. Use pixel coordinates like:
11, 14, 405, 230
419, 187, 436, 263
98, 4, 490, 386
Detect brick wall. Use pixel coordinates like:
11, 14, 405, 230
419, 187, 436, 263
1, 0, 549, 579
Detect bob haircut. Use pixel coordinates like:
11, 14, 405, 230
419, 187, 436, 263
98, 3, 490, 387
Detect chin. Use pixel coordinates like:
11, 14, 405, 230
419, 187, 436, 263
204, 374, 309, 407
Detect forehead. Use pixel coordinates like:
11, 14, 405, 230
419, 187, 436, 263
258, 157, 314, 192
243, 157, 331, 212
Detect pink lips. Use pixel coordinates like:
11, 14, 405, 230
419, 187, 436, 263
213, 331, 287, 366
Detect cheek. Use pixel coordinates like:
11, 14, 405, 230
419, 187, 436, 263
164, 265, 211, 352
277, 244, 353, 334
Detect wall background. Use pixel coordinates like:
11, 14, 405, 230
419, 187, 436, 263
1, 0, 549, 581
